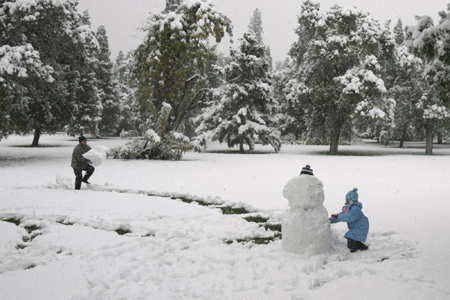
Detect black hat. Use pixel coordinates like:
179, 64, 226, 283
78, 136, 87, 143
300, 164, 314, 175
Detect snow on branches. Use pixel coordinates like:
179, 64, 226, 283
406, 5, 450, 129
142, 0, 232, 68
0, 44, 54, 84
336, 56, 386, 95
394, 46, 423, 69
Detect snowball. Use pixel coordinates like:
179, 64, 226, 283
83, 146, 109, 167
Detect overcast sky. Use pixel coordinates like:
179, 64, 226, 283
77, 0, 449, 62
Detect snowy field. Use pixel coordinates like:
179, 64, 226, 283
1, 134, 450, 300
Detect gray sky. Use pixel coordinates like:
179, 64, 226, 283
77, 0, 449, 62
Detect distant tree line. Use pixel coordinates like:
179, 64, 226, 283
1, 0, 449, 157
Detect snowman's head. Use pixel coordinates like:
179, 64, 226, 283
282, 175, 324, 209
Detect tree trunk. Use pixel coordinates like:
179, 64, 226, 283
399, 127, 407, 148
31, 128, 41, 147
375, 125, 381, 144
172, 75, 201, 132
329, 122, 341, 155
239, 142, 244, 153
246, 138, 255, 151
437, 132, 443, 144
425, 124, 433, 155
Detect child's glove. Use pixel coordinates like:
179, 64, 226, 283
331, 214, 339, 219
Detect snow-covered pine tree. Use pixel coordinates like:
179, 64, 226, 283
288, 1, 396, 154
195, 33, 281, 153
272, 59, 308, 142
114, 51, 127, 84
353, 21, 398, 145
96, 25, 121, 137
64, 10, 102, 139
113, 51, 141, 136
394, 19, 405, 45
0, 0, 101, 145
164, 0, 182, 13
248, 7, 272, 69
130, 0, 232, 159
0, 43, 53, 141
406, 5, 450, 154
387, 46, 425, 147
248, 8, 263, 44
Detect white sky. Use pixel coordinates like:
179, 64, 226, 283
76, 0, 449, 62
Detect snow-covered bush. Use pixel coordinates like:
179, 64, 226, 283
109, 129, 201, 161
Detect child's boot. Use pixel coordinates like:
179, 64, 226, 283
356, 241, 369, 251
347, 239, 358, 253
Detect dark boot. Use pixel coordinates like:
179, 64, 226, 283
347, 238, 369, 252
356, 241, 369, 251
82, 165, 95, 184
347, 238, 358, 253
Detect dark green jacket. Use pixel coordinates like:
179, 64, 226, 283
71, 143, 92, 170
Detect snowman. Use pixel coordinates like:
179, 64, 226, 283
281, 165, 331, 255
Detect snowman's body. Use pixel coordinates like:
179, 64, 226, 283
282, 175, 330, 255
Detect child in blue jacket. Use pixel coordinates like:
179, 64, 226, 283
330, 188, 369, 253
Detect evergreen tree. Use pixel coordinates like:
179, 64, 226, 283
164, 0, 182, 13
131, 0, 232, 159
112, 51, 141, 135
114, 51, 127, 84
394, 19, 405, 45
287, 1, 395, 154
195, 33, 281, 153
272, 59, 308, 142
406, 6, 450, 154
248, 8, 263, 44
248, 7, 272, 69
0, 0, 100, 145
0, 44, 54, 140
96, 25, 121, 136
64, 10, 102, 139
387, 46, 425, 147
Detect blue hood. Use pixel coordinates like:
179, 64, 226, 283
351, 201, 363, 209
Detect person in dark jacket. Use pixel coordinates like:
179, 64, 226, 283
330, 188, 369, 252
71, 136, 95, 190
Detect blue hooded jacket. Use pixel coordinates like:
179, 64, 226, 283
330, 202, 369, 242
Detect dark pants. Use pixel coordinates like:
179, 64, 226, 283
347, 238, 368, 253
73, 165, 95, 190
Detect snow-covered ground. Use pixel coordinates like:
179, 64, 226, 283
1, 134, 449, 300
